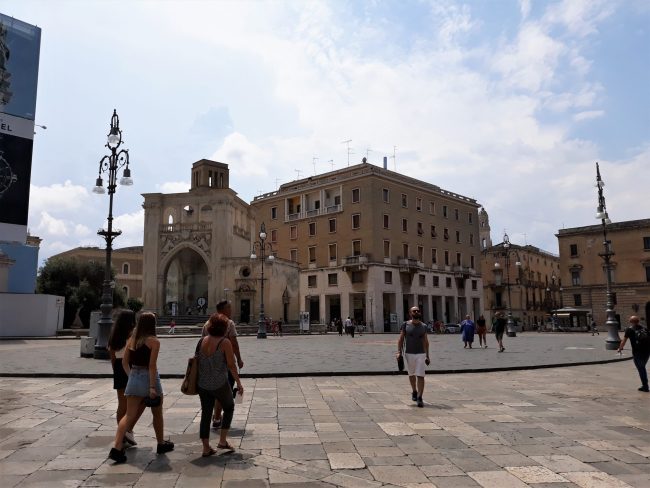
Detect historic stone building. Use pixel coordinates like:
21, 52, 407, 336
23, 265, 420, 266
480, 209, 560, 329
557, 218, 650, 328
142, 159, 299, 323
249, 160, 484, 332
49, 245, 144, 300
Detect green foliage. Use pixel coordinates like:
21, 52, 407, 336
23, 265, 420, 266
37, 256, 118, 328
127, 297, 144, 313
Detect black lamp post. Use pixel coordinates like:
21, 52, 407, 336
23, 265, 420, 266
250, 222, 274, 339
92, 110, 132, 359
595, 162, 620, 350
500, 232, 521, 337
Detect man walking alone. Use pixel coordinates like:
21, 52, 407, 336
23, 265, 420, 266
617, 316, 650, 392
397, 306, 430, 408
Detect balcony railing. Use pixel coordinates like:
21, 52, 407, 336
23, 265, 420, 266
342, 254, 368, 271
398, 257, 421, 273
160, 222, 212, 233
284, 204, 343, 222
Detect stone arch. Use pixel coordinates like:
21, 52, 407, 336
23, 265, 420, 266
161, 244, 211, 315
165, 207, 179, 226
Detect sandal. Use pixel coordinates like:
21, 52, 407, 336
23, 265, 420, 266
202, 448, 216, 457
217, 442, 235, 451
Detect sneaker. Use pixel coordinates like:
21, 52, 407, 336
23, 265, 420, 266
411, 391, 418, 402
417, 397, 424, 408
638, 386, 649, 392
108, 447, 127, 464
124, 431, 137, 446
212, 418, 222, 429
157, 440, 175, 454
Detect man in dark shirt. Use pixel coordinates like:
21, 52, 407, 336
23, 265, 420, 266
397, 306, 430, 408
617, 316, 649, 392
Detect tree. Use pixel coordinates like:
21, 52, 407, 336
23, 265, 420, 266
127, 297, 144, 313
37, 257, 119, 328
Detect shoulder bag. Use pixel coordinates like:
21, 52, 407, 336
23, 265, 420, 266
181, 338, 203, 395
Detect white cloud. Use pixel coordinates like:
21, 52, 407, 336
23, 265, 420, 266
212, 132, 270, 178
157, 181, 190, 193
574, 110, 605, 122
36, 212, 68, 237
29, 181, 89, 214
74, 224, 91, 237
113, 209, 145, 248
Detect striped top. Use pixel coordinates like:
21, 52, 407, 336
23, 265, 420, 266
198, 339, 228, 390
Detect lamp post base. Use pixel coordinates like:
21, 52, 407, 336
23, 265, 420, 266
257, 317, 267, 339
605, 340, 620, 350
93, 345, 110, 359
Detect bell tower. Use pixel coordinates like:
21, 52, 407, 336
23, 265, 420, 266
478, 207, 492, 251
190, 159, 230, 191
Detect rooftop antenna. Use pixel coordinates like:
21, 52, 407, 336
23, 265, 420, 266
366, 147, 373, 160
391, 145, 397, 170
341, 139, 352, 167
523, 233, 528, 245
328, 159, 334, 171
312, 156, 319, 175
294, 169, 302, 180
274, 177, 280, 190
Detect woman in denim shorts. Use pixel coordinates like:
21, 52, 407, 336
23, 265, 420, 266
108, 313, 173, 463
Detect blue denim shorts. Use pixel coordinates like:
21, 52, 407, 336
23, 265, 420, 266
124, 367, 163, 398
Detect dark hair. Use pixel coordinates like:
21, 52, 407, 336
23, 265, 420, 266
207, 313, 229, 337
131, 312, 157, 348
108, 309, 136, 351
216, 300, 231, 313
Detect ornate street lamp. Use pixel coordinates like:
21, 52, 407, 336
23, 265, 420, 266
500, 232, 521, 337
250, 222, 275, 339
92, 109, 133, 359
595, 162, 620, 350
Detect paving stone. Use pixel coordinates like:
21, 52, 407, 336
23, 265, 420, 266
486, 453, 538, 467
281, 444, 327, 461
327, 453, 365, 469
322, 472, 382, 487
531, 454, 599, 473
221, 481, 269, 488
561, 470, 635, 487
505, 465, 570, 483
420, 464, 465, 477
367, 465, 429, 485
467, 470, 530, 487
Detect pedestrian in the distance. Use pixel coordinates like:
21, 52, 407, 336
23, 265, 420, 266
476, 315, 488, 348
345, 316, 354, 338
460, 315, 475, 349
397, 306, 430, 408
168, 319, 176, 334
617, 316, 650, 392
336, 318, 343, 336
277, 319, 283, 337
591, 319, 599, 336
493, 312, 507, 353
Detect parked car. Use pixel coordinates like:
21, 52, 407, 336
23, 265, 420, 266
443, 323, 461, 334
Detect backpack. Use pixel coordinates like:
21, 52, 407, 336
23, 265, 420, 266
634, 327, 650, 352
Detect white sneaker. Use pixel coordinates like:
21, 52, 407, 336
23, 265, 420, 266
124, 431, 137, 446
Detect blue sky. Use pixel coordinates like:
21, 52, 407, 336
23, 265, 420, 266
3, 0, 649, 262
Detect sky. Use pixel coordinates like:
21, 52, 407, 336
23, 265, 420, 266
3, 0, 649, 263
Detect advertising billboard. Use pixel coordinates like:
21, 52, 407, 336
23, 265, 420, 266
0, 14, 41, 242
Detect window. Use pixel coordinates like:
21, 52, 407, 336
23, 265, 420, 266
416, 198, 422, 211
328, 273, 338, 286
417, 246, 424, 262
271, 206, 277, 220
352, 188, 360, 203
290, 225, 297, 239
308, 275, 317, 288
419, 274, 426, 286
401, 193, 408, 208
402, 218, 408, 232
443, 205, 448, 218
571, 270, 581, 286
573, 294, 582, 306
431, 225, 437, 238
471, 280, 477, 290
308, 246, 316, 263
351, 271, 363, 283
446, 277, 452, 288
470, 255, 475, 269
290, 249, 298, 262
352, 240, 361, 256
454, 208, 459, 220
644, 237, 650, 250
456, 252, 461, 266
352, 213, 360, 229
383, 214, 389, 228
383, 240, 391, 258
429, 202, 436, 215
309, 222, 316, 236
570, 244, 578, 257
329, 218, 336, 233
122, 263, 129, 274
271, 229, 277, 243
122, 286, 129, 297
384, 270, 393, 284
443, 228, 449, 240
444, 250, 450, 266
456, 230, 461, 243
383, 188, 390, 203
646, 266, 650, 282
329, 243, 337, 261
403, 243, 409, 258
417, 222, 423, 236
468, 212, 473, 224
433, 276, 439, 287
469, 233, 474, 246
431, 248, 438, 264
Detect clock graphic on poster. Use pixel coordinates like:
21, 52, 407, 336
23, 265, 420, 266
0, 152, 17, 197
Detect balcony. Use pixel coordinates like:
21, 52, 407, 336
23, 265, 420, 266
160, 222, 211, 234
342, 255, 368, 271
452, 265, 471, 278
284, 204, 343, 222
399, 257, 421, 273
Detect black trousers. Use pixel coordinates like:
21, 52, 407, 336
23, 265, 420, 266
198, 383, 234, 439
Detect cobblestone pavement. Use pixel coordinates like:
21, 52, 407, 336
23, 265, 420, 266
0, 333, 627, 376
1, 362, 649, 487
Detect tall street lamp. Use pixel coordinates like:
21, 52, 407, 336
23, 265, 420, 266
250, 222, 274, 339
92, 109, 133, 359
595, 162, 620, 350
501, 232, 521, 337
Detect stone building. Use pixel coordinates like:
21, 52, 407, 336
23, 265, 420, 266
249, 160, 484, 332
557, 218, 650, 327
49, 245, 144, 300
141, 159, 299, 323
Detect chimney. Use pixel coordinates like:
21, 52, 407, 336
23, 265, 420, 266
383, 156, 388, 170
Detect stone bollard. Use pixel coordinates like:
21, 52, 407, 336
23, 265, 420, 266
80, 336, 95, 358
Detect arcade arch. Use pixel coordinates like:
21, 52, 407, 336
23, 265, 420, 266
164, 247, 209, 315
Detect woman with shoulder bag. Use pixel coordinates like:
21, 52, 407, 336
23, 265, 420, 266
108, 312, 174, 463
197, 313, 243, 456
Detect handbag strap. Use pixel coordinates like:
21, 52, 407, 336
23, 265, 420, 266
194, 338, 203, 356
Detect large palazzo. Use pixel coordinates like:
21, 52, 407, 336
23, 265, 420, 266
142, 160, 299, 323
